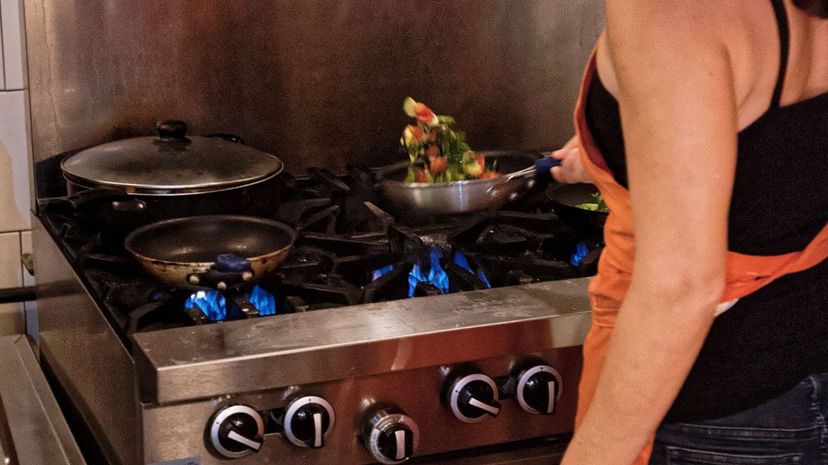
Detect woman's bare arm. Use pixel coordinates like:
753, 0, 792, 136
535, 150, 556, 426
562, 1, 738, 463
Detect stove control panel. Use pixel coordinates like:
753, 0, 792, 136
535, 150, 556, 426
444, 373, 501, 423
179, 349, 581, 464
280, 395, 336, 449
360, 405, 420, 465
207, 405, 265, 459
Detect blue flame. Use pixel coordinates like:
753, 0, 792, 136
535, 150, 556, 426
571, 242, 590, 267
408, 249, 450, 297
371, 264, 395, 281
453, 251, 472, 271
185, 290, 227, 321
454, 251, 492, 288
185, 286, 277, 321
248, 285, 277, 316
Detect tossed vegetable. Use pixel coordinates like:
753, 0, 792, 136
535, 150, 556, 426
400, 97, 498, 183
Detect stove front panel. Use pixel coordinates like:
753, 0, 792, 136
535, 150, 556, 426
31, 217, 141, 465
142, 347, 582, 465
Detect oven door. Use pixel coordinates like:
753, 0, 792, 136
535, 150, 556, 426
0, 335, 86, 465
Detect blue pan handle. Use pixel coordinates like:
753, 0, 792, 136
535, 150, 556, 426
185, 254, 255, 290
534, 156, 562, 187
214, 253, 253, 273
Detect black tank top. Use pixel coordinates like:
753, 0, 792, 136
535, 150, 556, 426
585, 0, 828, 422
587, 0, 827, 255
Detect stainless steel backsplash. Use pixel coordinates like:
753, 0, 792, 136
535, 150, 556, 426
24, 0, 603, 175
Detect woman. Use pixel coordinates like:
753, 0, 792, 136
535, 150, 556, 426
550, 0, 828, 464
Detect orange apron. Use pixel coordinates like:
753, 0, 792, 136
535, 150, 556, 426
572, 52, 828, 464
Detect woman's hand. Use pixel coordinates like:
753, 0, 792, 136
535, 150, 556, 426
550, 135, 593, 184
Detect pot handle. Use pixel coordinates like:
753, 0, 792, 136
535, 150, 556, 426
62, 188, 148, 215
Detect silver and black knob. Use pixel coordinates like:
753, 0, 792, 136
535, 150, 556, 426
282, 396, 335, 449
207, 405, 265, 459
361, 406, 420, 465
446, 373, 501, 423
515, 364, 563, 415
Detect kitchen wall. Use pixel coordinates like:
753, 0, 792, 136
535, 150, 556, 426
24, 0, 604, 178
0, 0, 32, 335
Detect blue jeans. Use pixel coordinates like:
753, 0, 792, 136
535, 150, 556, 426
649, 372, 828, 465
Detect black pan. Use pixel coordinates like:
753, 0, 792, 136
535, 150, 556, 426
545, 183, 608, 230
125, 215, 296, 290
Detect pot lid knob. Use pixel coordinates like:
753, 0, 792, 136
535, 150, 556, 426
156, 119, 189, 143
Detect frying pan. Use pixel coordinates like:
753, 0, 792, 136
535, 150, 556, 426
545, 183, 608, 229
125, 215, 296, 290
378, 151, 561, 214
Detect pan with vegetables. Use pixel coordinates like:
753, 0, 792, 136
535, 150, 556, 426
379, 98, 561, 214
545, 183, 609, 229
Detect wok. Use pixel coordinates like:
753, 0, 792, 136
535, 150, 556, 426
378, 151, 561, 214
125, 215, 296, 290
545, 183, 608, 229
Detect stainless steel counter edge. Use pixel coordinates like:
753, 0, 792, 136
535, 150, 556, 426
134, 278, 593, 404
0, 335, 87, 465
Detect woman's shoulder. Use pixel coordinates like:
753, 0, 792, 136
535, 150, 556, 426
598, 0, 827, 128
596, 1, 761, 97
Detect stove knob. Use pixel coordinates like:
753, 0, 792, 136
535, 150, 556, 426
282, 396, 335, 449
515, 365, 563, 415
207, 405, 265, 459
361, 407, 420, 465
446, 373, 501, 423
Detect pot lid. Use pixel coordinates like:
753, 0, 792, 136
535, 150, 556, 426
61, 120, 283, 195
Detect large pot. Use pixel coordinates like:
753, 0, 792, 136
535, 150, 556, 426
59, 120, 284, 231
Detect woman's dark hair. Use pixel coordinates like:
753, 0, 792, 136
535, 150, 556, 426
793, 0, 828, 17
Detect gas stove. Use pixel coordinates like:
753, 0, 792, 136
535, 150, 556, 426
32, 161, 597, 465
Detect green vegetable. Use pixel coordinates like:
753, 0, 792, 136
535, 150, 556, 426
575, 193, 609, 212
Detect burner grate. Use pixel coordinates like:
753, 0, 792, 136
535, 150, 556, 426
38, 165, 603, 336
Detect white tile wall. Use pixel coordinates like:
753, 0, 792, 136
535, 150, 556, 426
1, 0, 27, 90
0, 0, 32, 336
0, 90, 30, 232
0, 231, 23, 335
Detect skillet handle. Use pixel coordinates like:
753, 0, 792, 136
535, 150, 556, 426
186, 254, 255, 290
533, 156, 562, 188
487, 155, 563, 202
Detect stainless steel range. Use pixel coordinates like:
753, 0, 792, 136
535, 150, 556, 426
32, 151, 597, 465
